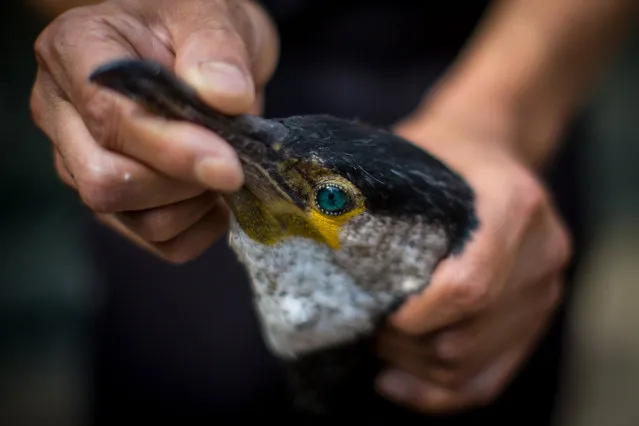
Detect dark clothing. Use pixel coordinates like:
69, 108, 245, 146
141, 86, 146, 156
62, 1, 586, 425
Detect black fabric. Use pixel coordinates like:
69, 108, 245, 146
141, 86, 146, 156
88, 1, 586, 425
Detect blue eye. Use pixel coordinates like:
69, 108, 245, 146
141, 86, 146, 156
315, 184, 351, 215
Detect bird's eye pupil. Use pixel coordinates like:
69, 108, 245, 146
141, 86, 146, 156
315, 185, 350, 215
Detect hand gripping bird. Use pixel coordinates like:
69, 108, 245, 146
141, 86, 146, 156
89, 59, 479, 423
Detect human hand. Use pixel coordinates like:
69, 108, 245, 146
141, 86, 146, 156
374, 114, 572, 414
30, 0, 279, 262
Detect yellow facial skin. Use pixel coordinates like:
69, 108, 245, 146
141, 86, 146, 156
224, 161, 366, 250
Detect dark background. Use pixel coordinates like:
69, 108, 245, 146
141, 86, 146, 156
1, 1, 638, 425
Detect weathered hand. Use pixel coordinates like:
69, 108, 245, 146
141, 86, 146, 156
30, 0, 278, 262
374, 116, 572, 414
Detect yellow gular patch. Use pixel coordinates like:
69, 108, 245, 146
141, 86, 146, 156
228, 190, 365, 249
306, 205, 365, 249
225, 164, 366, 249
226, 189, 324, 246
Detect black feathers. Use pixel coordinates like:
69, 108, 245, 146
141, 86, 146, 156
276, 114, 478, 251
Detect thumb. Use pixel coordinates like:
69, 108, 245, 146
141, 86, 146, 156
168, 1, 277, 115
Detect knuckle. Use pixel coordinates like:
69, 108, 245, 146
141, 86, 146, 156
82, 89, 123, 147
45, 8, 91, 62
431, 330, 468, 365
53, 153, 75, 187
180, 15, 247, 52
208, 24, 237, 39
159, 245, 200, 265
33, 9, 75, 63
34, 5, 112, 67
76, 163, 124, 212
201, 25, 247, 57
34, 29, 53, 67
134, 210, 183, 243
29, 86, 46, 128
512, 169, 547, 218
35, 9, 133, 147
447, 277, 492, 315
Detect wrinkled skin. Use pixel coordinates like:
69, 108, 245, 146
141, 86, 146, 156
377, 115, 571, 413
30, 0, 278, 262
30, 0, 572, 415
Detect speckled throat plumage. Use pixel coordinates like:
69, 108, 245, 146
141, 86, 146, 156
228, 212, 449, 360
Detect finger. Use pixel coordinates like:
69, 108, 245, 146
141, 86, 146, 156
377, 324, 459, 365
36, 5, 174, 109
54, 149, 76, 189
421, 279, 553, 367
35, 5, 180, 174
378, 323, 479, 391
113, 108, 244, 192
34, 4, 251, 194
389, 223, 506, 335
241, 1, 280, 88
375, 336, 525, 414
376, 289, 559, 414
43, 98, 205, 212
377, 336, 448, 382
249, 90, 265, 116
170, 1, 255, 114
378, 325, 464, 368
169, 0, 278, 114
378, 279, 561, 389
97, 199, 230, 264
38, 8, 246, 193
421, 311, 553, 414
115, 191, 219, 243
511, 206, 573, 286
40, 41, 245, 193
387, 167, 551, 336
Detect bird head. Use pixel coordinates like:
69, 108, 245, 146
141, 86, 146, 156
90, 60, 478, 361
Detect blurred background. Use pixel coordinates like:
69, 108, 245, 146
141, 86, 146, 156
1, 1, 638, 425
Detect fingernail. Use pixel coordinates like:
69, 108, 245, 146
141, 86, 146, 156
376, 369, 423, 401
196, 61, 250, 95
195, 156, 244, 191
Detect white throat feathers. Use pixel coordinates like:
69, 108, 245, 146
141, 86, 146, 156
228, 212, 449, 359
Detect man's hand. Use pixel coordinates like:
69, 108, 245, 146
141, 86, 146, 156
374, 115, 572, 414
372, 0, 636, 414
30, 0, 278, 263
